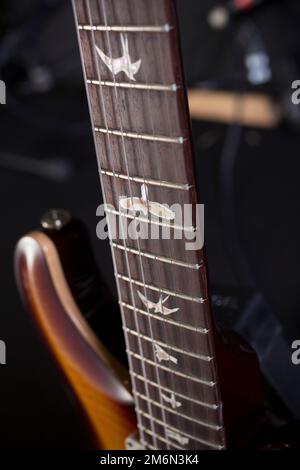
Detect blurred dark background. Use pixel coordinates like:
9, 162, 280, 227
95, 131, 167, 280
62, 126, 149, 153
1, 0, 300, 448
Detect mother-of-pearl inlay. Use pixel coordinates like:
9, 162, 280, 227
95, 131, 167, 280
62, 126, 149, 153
161, 392, 182, 409
154, 344, 178, 365
119, 184, 176, 221
96, 33, 141, 81
166, 428, 189, 446
137, 290, 179, 316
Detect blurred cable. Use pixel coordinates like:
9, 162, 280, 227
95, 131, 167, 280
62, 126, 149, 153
0, 151, 73, 182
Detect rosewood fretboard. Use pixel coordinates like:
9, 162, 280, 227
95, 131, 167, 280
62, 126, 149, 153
72, 0, 225, 450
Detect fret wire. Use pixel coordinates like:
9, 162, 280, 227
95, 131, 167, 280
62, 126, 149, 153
124, 326, 213, 362
121, 301, 209, 335
117, 274, 206, 303
112, 242, 201, 270
127, 350, 216, 387
138, 425, 183, 450
131, 371, 219, 410
101, 169, 190, 190
95, 126, 185, 144
137, 411, 224, 450
134, 391, 222, 430
105, 207, 195, 232
87, 79, 178, 92
78, 24, 172, 32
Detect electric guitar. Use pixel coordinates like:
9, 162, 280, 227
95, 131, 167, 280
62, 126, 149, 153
14, 0, 296, 450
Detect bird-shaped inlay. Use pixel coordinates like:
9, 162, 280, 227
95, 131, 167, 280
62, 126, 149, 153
96, 34, 141, 81
137, 290, 179, 316
119, 184, 175, 221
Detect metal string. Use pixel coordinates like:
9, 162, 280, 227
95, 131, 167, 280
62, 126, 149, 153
97, 0, 167, 449
151, 0, 199, 443
98, 0, 175, 449
125, 0, 184, 447
84, 0, 152, 448
115, 0, 182, 449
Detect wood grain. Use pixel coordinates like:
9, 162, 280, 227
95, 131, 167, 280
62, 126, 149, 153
15, 232, 136, 449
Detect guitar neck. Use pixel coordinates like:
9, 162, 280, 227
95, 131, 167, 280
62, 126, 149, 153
72, 0, 225, 450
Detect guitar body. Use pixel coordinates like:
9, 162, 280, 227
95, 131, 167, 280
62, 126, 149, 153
15, 225, 137, 450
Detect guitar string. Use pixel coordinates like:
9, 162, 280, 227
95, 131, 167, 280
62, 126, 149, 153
84, 0, 152, 447
151, 0, 197, 441
122, 0, 205, 446
99, 0, 198, 450
119, 0, 183, 448
99, 0, 176, 449
98, 0, 169, 448
134, 0, 184, 445
113, 0, 191, 448
100, 0, 202, 448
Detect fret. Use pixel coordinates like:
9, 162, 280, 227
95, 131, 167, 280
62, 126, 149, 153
131, 372, 219, 410
101, 169, 190, 190
138, 426, 183, 450
135, 392, 223, 445
78, 24, 172, 33
95, 127, 185, 144
121, 302, 209, 334
117, 274, 206, 303
117, 249, 210, 325
131, 358, 218, 405
96, 136, 189, 185
127, 350, 216, 387
133, 373, 220, 426
137, 411, 224, 450
112, 243, 201, 270
134, 391, 222, 431
126, 332, 213, 379
87, 78, 178, 92
123, 306, 211, 356
124, 327, 213, 362
105, 207, 195, 232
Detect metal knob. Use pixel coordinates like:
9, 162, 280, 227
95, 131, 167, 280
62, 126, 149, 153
40, 208, 71, 231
